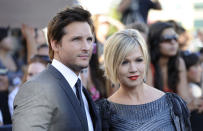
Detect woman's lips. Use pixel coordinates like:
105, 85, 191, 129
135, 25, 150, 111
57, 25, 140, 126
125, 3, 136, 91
128, 75, 139, 80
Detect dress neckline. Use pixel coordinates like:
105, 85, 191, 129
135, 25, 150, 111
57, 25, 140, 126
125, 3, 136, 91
106, 93, 167, 107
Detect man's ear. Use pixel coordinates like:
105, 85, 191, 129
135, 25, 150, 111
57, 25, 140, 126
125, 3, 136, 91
50, 40, 59, 52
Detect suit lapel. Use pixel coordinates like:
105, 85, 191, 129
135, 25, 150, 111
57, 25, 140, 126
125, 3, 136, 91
47, 65, 89, 131
83, 88, 101, 131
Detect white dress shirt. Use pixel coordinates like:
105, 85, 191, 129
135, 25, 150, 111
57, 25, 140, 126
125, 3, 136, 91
52, 59, 94, 131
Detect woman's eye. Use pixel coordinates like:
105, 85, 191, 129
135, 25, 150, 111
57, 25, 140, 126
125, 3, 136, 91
136, 58, 143, 62
121, 60, 128, 65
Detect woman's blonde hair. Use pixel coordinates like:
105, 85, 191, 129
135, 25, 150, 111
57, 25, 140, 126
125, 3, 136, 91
104, 29, 149, 84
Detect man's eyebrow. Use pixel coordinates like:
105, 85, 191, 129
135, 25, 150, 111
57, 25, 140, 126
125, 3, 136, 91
71, 36, 82, 40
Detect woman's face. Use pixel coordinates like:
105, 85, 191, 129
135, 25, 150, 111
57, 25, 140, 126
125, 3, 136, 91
187, 63, 202, 83
26, 62, 46, 81
159, 28, 179, 57
118, 45, 145, 88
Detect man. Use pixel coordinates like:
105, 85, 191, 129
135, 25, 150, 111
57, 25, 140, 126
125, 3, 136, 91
12, 6, 101, 131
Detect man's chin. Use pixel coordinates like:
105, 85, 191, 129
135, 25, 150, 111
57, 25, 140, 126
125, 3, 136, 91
73, 64, 88, 71
79, 64, 89, 69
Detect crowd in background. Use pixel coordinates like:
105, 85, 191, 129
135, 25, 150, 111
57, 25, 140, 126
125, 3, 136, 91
0, 0, 203, 130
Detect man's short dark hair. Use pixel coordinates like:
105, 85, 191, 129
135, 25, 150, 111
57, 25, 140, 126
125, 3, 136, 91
47, 6, 94, 60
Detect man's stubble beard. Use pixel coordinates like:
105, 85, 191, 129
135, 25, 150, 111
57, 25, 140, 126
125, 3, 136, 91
68, 63, 89, 74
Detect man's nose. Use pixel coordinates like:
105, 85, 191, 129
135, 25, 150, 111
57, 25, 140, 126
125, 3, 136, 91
82, 40, 92, 50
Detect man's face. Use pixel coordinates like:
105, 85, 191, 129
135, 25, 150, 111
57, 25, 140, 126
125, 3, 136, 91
53, 22, 93, 75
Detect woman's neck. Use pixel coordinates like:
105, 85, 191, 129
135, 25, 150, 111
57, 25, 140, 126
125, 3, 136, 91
159, 56, 169, 66
108, 83, 165, 105
112, 83, 147, 105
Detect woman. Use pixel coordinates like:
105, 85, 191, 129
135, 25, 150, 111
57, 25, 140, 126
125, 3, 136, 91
147, 21, 190, 103
97, 29, 191, 131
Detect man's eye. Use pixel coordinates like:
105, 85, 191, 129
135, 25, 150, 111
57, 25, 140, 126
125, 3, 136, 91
87, 37, 93, 42
72, 38, 80, 41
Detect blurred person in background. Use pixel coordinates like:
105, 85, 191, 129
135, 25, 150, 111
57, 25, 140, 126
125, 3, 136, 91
118, 0, 162, 25
177, 27, 191, 51
147, 21, 195, 109
197, 29, 203, 45
181, 51, 203, 131
190, 29, 203, 53
0, 27, 23, 90
0, 28, 18, 72
0, 64, 11, 125
21, 24, 47, 62
181, 52, 202, 98
22, 55, 51, 83
37, 43, 49, 56
167, 20, 192, 52
97, 29, 191, 131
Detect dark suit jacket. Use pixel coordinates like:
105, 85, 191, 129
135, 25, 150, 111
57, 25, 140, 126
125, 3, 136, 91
12, 65, 101, 131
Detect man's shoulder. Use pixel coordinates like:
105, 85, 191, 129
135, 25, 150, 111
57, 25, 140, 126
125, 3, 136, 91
15, 69, 58, 100
14, 79, 60, 110
28, 64, 61, 84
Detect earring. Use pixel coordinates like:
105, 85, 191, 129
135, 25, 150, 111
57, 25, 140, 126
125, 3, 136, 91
143, 76, 146, 83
